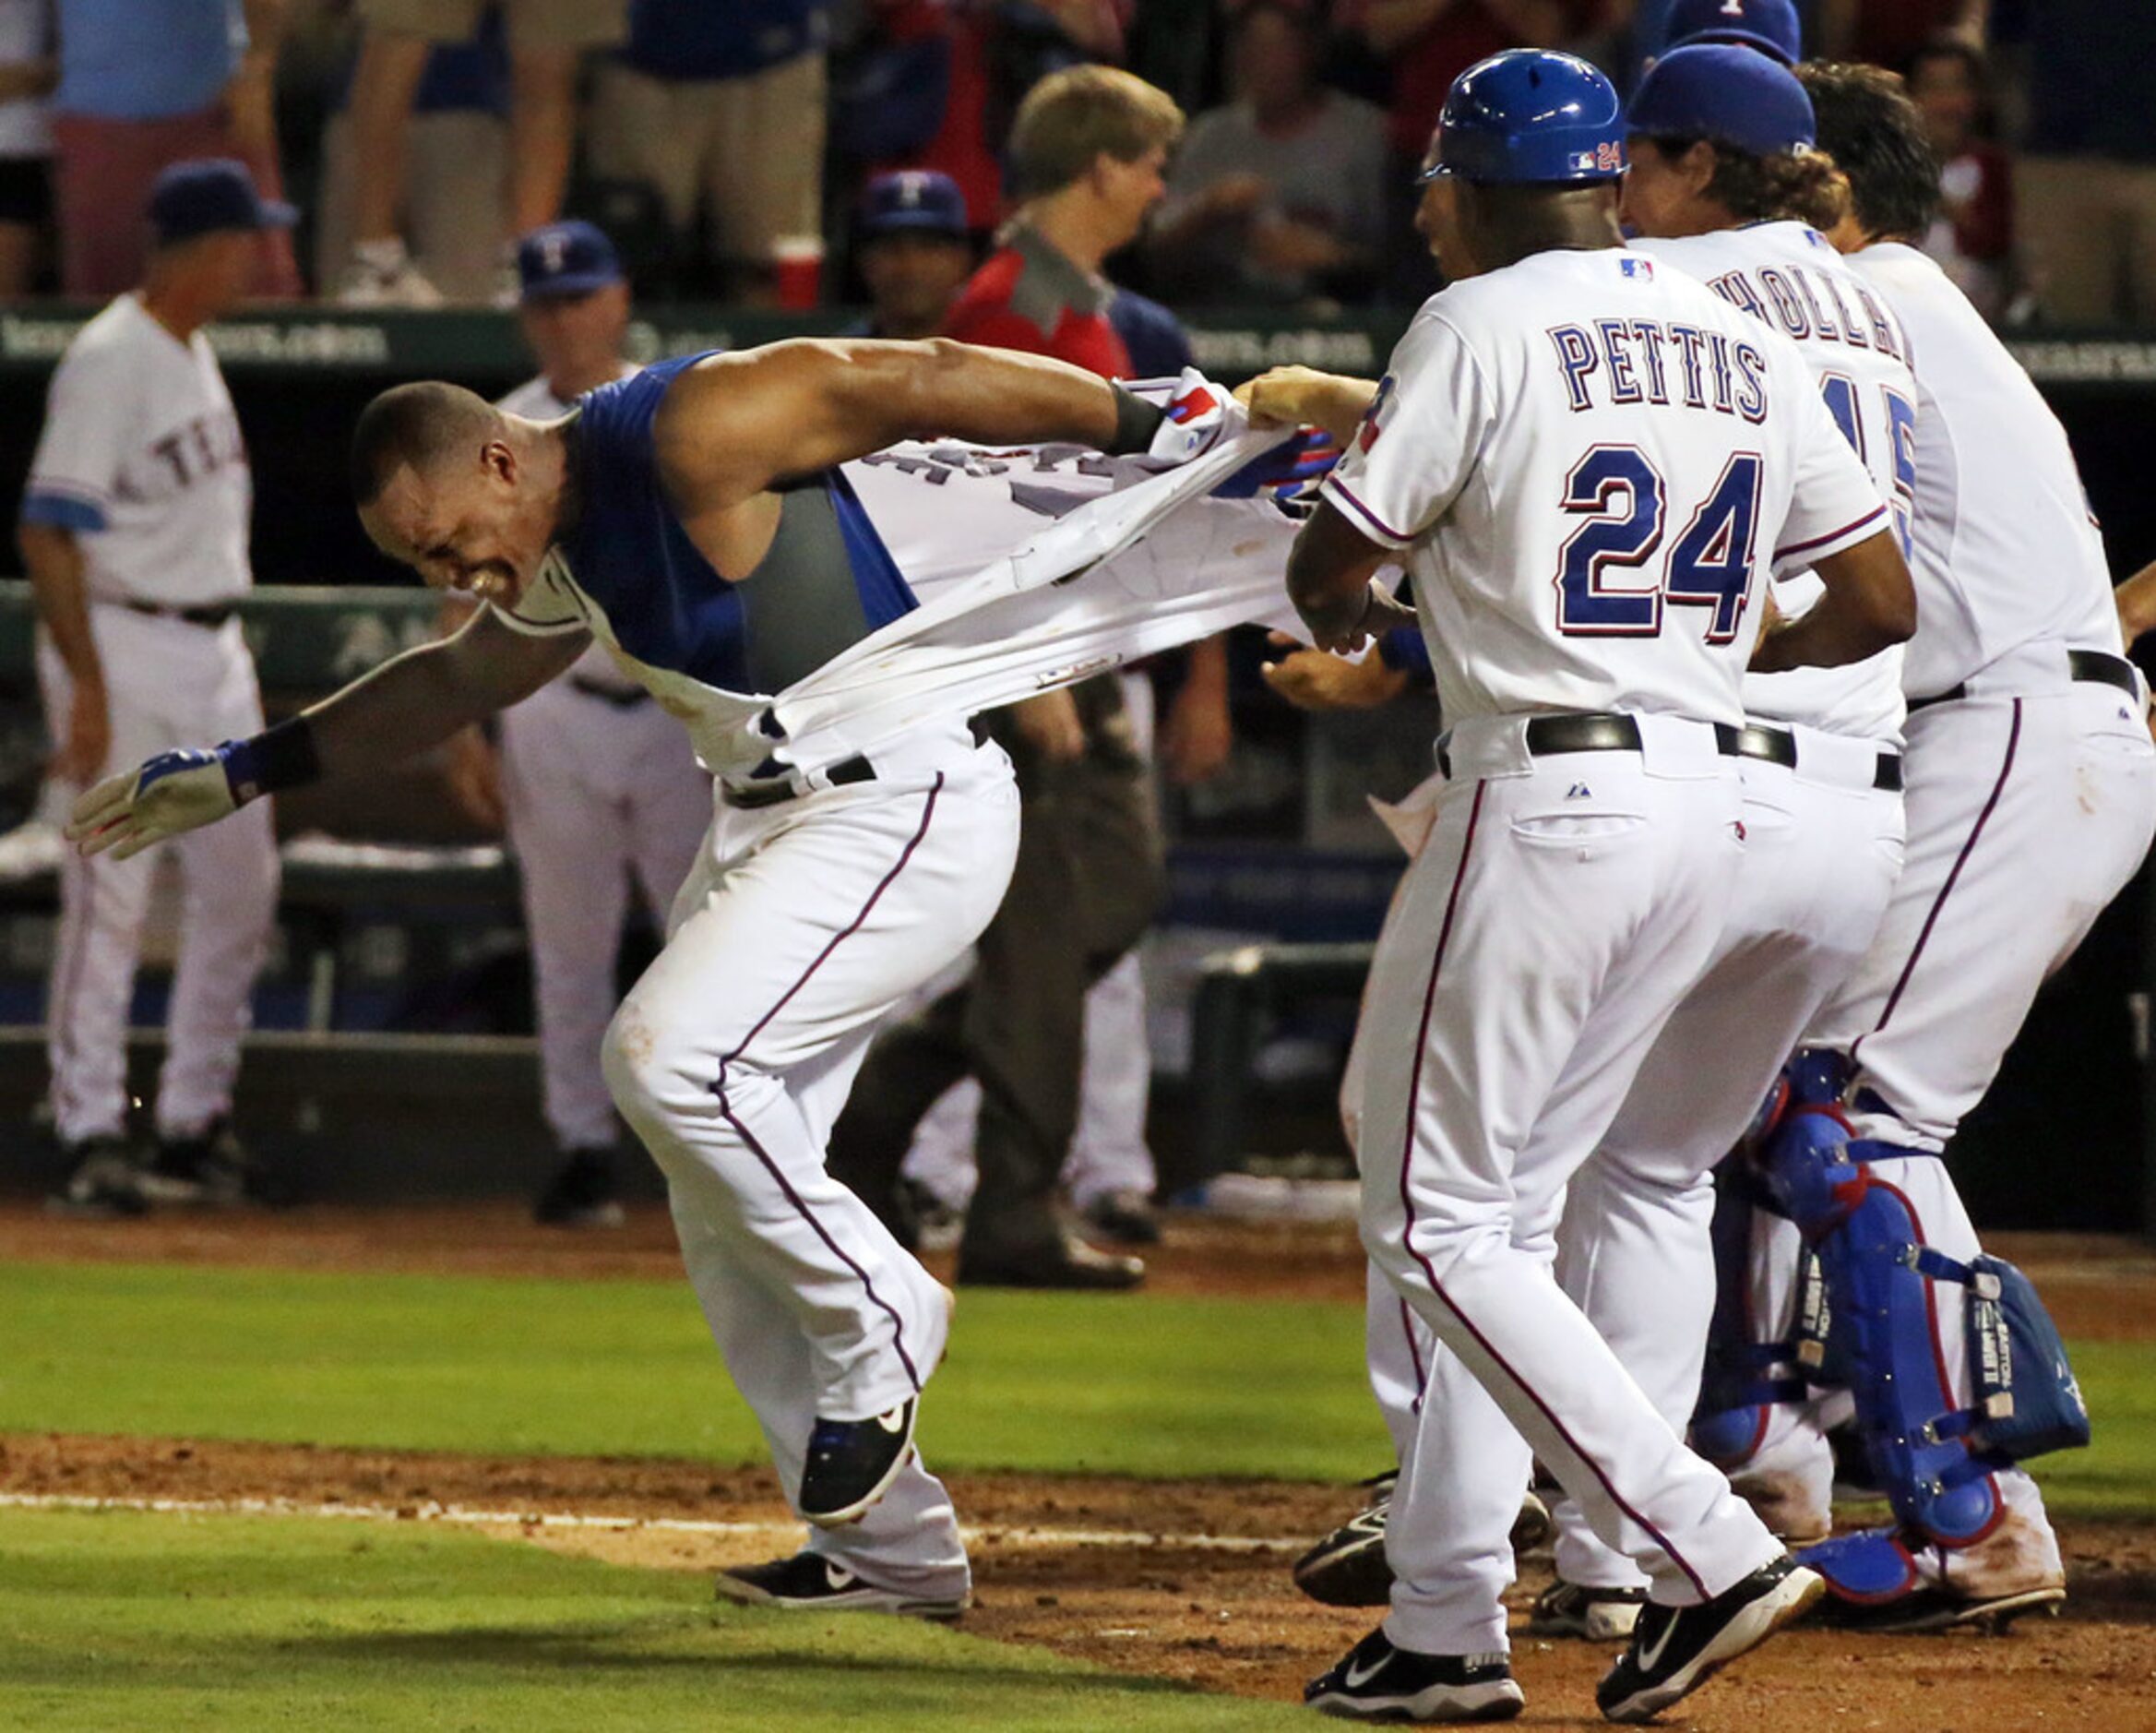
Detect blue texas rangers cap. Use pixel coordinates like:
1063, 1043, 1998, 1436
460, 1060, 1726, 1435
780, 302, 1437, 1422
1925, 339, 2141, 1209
859, 170, 970, 238
1628, 42, 1817, 156
147, 159, 296, 245
1420, 49, 1626, 185
1662, 0, 1802, 66
516, 220, 624, 301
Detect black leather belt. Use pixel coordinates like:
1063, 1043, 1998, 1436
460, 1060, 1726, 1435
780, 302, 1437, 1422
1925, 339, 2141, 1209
725, 753, 876, 809
122, 598, 240, 628
1438, 711, 1732, 777
1716, 723, 1797, 769
1715, 721, 1902, 790
1909, 648, 2140, 713
569, 675, 651, 709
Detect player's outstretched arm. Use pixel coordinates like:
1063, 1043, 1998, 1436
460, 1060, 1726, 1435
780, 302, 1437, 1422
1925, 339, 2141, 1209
1750, 528, 1917, 673
2115, 556, 2156, 649
1284, 499, 1419, 653
652, 338, 1179, 507
1236, 367, 1381, 447
67, 608, 586, 860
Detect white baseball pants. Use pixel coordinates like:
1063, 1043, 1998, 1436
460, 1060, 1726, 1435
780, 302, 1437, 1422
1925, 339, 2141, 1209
1730, 675, 2156, 1579
601, 722, 1018, 1596
1547, 735, 1905, 1594
40, 606, 279, 1145
1355, 714, 1780, 1661
498, 678, 711, 1153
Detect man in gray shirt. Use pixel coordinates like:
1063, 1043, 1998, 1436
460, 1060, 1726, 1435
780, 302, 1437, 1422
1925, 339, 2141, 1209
1149, 0, 1387, 305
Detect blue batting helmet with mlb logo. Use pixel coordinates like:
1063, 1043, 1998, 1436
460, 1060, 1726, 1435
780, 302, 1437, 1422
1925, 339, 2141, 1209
1419, 49, 1626, 186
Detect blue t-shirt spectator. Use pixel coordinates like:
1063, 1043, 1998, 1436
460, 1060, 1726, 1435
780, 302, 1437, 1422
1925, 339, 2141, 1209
624, 0, 829, 82
1109, 289, 1192, 379
56, 0, 244, 120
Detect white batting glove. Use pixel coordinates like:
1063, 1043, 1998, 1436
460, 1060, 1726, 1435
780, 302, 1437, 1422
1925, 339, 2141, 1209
66, 745, 246, 861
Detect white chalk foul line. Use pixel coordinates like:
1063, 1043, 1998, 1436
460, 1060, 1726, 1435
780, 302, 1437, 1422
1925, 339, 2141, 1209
0, 1489, 1298, 1555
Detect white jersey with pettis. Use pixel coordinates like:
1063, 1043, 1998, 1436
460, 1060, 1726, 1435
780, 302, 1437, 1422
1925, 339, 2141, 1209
496, 365, 641, 692
24, 293, 251, 606
1633, 222, 1912, 741
1849, 242, 2123, 696
1319, 247, 1890, 731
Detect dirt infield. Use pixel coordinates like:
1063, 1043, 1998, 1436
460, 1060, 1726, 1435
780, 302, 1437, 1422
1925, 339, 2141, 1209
6, 1205, 2156, 1728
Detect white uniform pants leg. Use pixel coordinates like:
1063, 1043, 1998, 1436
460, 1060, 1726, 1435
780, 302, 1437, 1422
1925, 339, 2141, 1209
1360, 738, 1778, 1659
1550, 763, 1904, 1592
602, 736, 1018, 1587
1066, 948, 1155, 1206
41, 614, 276, 1144
1769, 688, 2156, 1579
155, 627, 278, 1138
503, 685, 709, 1154
1066, 670, 1160, 1206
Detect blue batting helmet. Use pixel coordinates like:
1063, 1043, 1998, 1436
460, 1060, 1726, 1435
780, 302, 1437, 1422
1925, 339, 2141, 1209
1418, 50, 1626, 186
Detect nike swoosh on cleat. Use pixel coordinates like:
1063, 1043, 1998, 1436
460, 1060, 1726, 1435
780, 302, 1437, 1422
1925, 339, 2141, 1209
876, 1407, 908, 1434
824, 1561, 857, 1592
1343, 1652, 1390, 1690
1634, 1609, 1681, 1674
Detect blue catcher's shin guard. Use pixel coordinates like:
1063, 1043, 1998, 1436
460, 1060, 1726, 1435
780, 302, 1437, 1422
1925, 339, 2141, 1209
1755, 1097, 2001, 1549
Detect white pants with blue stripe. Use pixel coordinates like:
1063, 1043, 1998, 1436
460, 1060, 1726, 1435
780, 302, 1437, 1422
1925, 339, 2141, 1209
1353, 714, 1781, 1658
601, 719, 1019, 1597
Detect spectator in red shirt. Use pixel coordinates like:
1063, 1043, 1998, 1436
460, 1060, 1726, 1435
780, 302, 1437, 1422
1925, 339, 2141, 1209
943, 62, 1178, 373
1907, 34, 2013, 322
829, 66, 1191, 1288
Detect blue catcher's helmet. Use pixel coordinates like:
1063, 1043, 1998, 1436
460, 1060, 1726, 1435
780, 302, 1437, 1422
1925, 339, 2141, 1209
1418, 49, 1626, 186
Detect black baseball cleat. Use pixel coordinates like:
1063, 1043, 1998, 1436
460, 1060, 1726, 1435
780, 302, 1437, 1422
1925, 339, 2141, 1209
533, 1147, 625, 1229
713, 1550, 967, 1619
46, 1135, 149, 1218
1293, 1479, 1553, 1609
1809, 1581, 2064, 1635
957, 1233, 1143, 1290
1293, 1476, 1395, 1608
798, 1399, 917, 1526
1080, 1188, 1161, 1246
1305, 1629, 1524, 1722
140, 1117, 282, 1207
1596, 1556, 1825, 1724
1529, 1578, 1649, 1642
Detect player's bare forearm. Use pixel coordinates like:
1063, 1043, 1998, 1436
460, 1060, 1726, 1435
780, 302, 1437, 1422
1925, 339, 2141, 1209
1287, 499, 1417, 651
657, 339, 1122, 502
2115, 557, 2156, 647
19, 522, 102, 688
1751, 529, 1917, 672
297, 610, 586, 780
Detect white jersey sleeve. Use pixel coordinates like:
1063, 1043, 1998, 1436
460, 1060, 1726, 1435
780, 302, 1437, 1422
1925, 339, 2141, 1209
1772, 376, 1892, 576
1321, 308, 1496, 551
24, 339, 130, 531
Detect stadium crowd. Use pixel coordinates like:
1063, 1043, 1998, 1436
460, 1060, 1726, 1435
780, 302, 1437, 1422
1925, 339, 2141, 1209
0, 1, 2148, 326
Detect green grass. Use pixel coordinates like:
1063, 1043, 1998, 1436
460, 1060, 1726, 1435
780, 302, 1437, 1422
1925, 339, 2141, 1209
0, 1260, 1388, 1482
3, 1258, 2152, 1513
0, 1508, 1306, 1731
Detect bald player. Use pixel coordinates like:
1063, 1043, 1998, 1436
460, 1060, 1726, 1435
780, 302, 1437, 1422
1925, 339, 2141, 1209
65, 337, 1276, 1621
